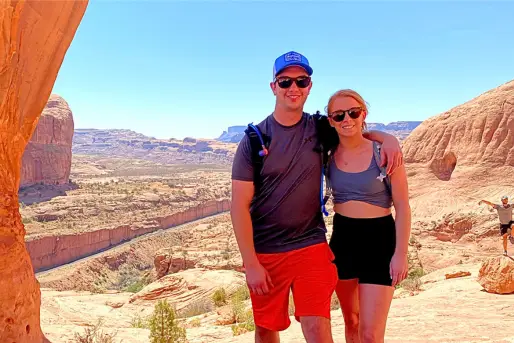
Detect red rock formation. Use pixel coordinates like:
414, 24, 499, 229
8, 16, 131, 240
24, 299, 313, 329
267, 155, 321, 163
0, 1, 88, 342
20, 95, 74, 187
27, 199, 230, 272
477, 256, 514, 294
154, 248, 196, 279
403, 80, 514, 179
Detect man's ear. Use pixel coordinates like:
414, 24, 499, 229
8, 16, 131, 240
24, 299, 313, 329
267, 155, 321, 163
270, 81, 277, 95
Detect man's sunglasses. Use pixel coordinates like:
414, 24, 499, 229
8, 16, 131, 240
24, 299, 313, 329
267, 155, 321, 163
275, 76, 311, 89
328, 107, 363, 122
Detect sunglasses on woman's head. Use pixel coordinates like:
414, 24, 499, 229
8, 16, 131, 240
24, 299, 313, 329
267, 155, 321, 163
329, 107, 363, 122
275, 76, 311, 89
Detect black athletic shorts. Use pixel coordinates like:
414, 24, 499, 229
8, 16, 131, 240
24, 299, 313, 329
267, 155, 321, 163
500, 221, 514, 235
329, 213, 396, 286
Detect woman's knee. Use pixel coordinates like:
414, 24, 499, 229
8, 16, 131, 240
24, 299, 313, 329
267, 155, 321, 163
359, 325, 383, 343
342, 310, 359, 330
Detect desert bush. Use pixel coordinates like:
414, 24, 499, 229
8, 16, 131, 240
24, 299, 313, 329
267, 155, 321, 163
148, 300, 187, 343
190, 318, 201, 327
212, 288, 227, 306
178, 298, 213, 318
232, 285, 250, 302
399, 266, 425, 292
73, 318, 119, 343
130, 314, 149, 329
230, 289, 255, 336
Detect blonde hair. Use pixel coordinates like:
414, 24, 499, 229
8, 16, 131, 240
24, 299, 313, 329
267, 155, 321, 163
325, 89, 369, 131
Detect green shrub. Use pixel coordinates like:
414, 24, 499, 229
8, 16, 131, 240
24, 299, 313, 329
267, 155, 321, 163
148, 300, 187, 343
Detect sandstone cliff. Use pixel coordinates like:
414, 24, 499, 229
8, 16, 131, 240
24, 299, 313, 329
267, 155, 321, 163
20, 94, 74, 187
0, 1, 88, 343
403, 80, 514, 180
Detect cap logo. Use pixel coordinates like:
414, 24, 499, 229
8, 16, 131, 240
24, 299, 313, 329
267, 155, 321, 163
284, 52, 302, 62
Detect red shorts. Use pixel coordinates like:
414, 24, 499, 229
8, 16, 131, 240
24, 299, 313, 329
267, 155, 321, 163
248, 242, 338, 331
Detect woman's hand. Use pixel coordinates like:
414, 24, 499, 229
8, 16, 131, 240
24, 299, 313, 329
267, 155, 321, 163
390, 251, 409, 287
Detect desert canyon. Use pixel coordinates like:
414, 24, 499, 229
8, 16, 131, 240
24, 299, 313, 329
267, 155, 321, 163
1, 1, 514, 343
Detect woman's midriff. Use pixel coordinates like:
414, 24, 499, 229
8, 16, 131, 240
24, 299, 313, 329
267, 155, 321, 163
333, 201, 392, 218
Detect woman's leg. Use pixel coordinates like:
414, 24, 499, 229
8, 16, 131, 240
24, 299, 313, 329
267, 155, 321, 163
358, 284, 394, 343
335, 279, 360, 343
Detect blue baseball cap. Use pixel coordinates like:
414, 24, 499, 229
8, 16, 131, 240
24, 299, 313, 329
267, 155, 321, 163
273, 51, 313, 79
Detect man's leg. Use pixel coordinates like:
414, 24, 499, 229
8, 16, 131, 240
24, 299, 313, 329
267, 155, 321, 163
291, 243, 338, 343
500, 225, 509, 255
299, 316, 333, 343
255, 327, 280, 343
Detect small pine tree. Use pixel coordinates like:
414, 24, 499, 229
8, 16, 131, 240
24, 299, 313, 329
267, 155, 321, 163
148, 300, 187, 343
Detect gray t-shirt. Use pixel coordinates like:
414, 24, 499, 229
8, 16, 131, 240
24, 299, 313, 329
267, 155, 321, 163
231, 113, 327, 254
494, 204, 514, 224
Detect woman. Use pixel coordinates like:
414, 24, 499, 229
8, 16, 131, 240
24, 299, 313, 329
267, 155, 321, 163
325, 89, 411, 343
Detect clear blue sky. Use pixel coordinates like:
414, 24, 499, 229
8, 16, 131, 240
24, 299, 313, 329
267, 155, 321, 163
52, 1, 514, 140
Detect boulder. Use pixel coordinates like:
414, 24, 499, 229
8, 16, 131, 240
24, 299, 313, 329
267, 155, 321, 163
477, 256, 514, 294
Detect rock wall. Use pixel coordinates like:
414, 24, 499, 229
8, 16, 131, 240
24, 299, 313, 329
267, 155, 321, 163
27, 199, 230, 273
20, 95, 74, 187
403, 80, 514, 180
0, 1, 88, 343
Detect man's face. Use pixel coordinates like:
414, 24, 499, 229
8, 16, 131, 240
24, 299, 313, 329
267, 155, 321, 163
270, 66, 312, 112
502, 198, 509, 205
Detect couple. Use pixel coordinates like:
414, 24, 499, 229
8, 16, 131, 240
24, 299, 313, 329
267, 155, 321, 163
231, 51, 411, 343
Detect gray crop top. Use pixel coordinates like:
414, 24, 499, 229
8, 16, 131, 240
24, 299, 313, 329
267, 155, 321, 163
328, 152, 393, 208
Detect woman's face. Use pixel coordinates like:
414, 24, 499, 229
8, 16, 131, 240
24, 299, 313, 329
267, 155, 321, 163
328, 96, 366, 137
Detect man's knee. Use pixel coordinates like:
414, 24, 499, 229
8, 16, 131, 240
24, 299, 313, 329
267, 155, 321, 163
299, 316, 333, 342
255, 325, 279, 343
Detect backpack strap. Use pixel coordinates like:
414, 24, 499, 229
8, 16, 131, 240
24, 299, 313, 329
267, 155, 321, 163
312, 113, 336, 216
372, 141, 392, 195
244, 122, 271, 192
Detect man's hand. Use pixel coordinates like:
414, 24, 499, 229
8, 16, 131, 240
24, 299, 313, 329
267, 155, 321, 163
380, 135, 403, 175
245, 263, 274, 296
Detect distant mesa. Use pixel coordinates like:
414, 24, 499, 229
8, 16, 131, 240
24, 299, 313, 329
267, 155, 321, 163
403, 79, 514, 180
72, 128, 235, 165
20, 94, 74, 188
217, 126, 246, 143
216, 121, 422, 143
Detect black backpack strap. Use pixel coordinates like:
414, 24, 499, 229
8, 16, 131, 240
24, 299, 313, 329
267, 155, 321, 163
244, 123, 271, 191
312, 113, 337, 216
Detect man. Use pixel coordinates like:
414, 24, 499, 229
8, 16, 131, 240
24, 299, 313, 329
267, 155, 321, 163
230, 51, 403, 343
479, 196, 514, 256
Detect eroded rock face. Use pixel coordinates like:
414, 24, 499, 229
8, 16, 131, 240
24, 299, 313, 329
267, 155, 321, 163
477, 256, 514, 294
403, 80, 514, 178
0, 1, 88, 342
20, 95, 74, 187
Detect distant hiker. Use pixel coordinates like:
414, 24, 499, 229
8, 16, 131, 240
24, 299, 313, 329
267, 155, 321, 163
479, 196, 514, 256
324, 89, 412, 343
230, 51, 404, 343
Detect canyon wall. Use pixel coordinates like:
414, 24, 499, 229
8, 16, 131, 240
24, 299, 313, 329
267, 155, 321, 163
27, 199, 230, 273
